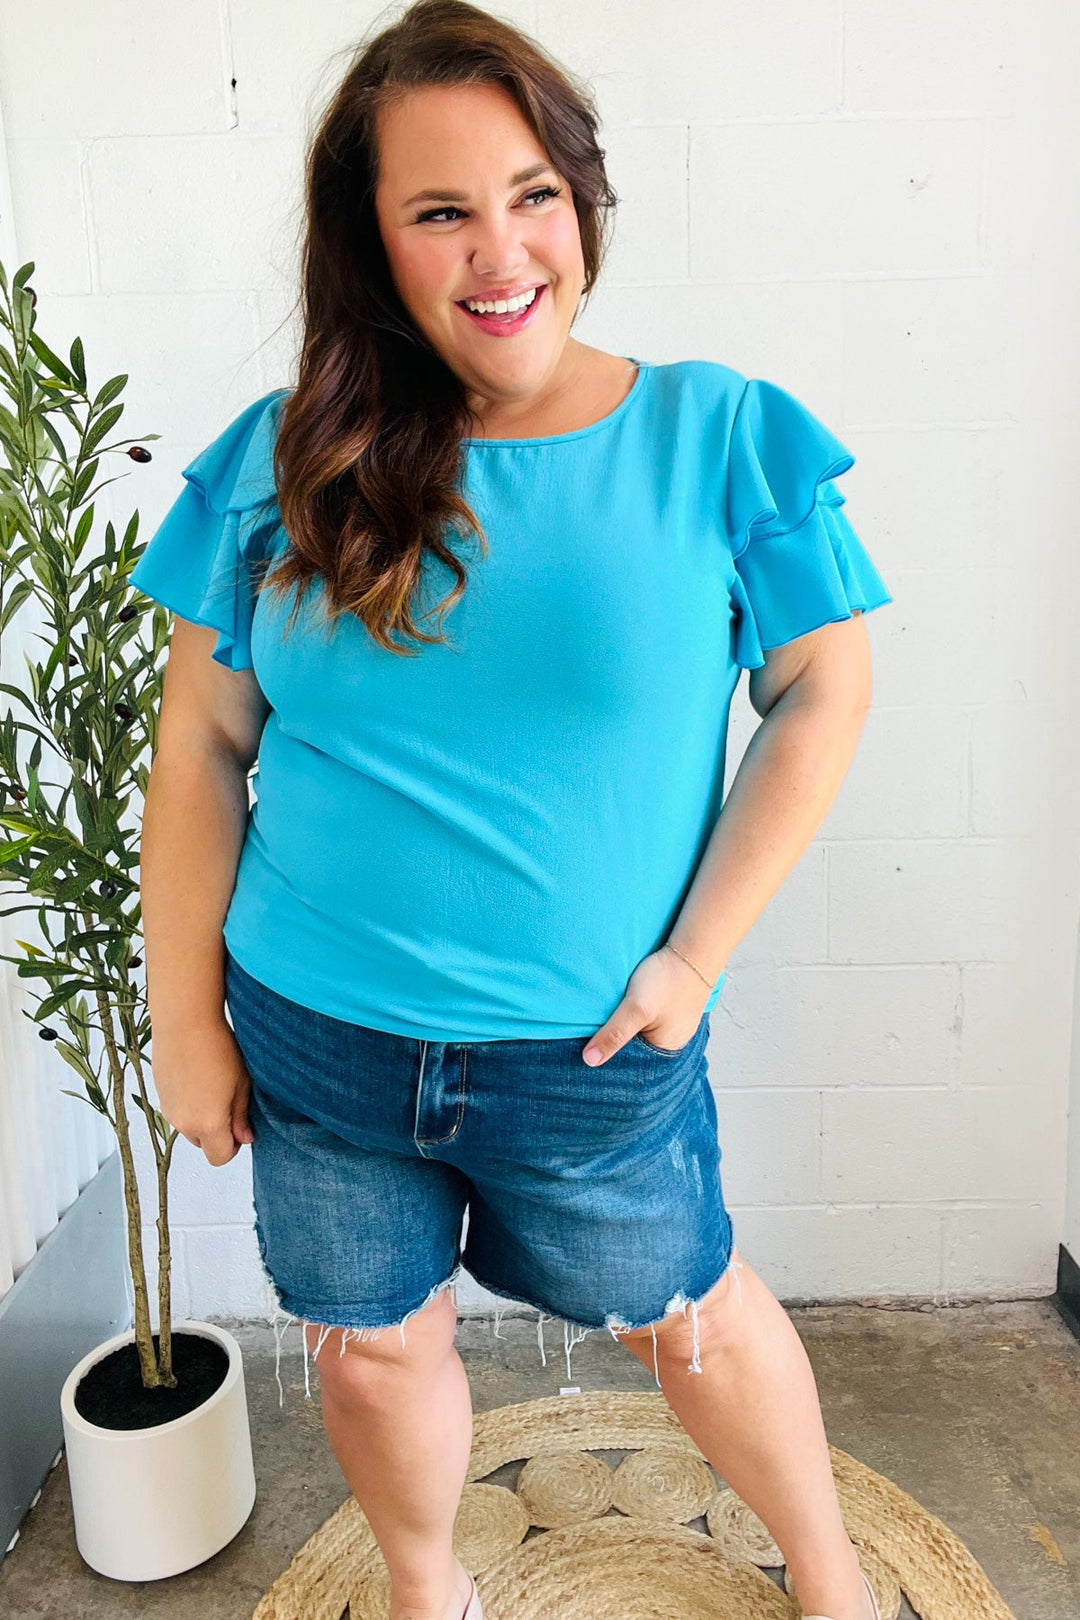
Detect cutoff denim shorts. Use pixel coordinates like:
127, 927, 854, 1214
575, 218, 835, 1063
223, 946, 738, 1405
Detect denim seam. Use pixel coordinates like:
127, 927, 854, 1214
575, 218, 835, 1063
413, 1039, 468, 1149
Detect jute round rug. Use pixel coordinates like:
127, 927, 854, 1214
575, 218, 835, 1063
250, 1389, 1016, 1620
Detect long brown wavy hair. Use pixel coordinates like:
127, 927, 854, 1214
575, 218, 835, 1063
255, 0, 619, 657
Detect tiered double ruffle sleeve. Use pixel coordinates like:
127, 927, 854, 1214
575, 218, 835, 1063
725, 378, 893, 670
129, 390, 289, 671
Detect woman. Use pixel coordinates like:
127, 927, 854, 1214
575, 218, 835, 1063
133, 4, 892, 1618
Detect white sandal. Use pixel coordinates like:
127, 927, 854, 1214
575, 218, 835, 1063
462, 1572, 483, 1619
802, 1568, 882, 1620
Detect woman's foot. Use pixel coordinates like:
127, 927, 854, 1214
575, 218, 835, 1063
389, 1554, 475, 1620
802, 1568, 880, 1620
859, 1569, 881, 1620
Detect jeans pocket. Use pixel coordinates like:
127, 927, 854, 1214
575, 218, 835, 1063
631, 1009, 707, 1059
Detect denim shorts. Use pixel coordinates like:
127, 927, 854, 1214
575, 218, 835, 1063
223, 946, 737, 1405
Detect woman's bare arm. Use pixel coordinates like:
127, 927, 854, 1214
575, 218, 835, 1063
582, 613, 875, 1062
669, 611, 874, 984
139, 618, 270, 1162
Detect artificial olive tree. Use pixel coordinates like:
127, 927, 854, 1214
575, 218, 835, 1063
0, 258, 181, 1388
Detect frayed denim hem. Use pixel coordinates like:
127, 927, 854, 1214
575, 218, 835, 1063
466, 1242, 744, 1388
257, 1261, 466, 1408
256, 1241, 744, 1404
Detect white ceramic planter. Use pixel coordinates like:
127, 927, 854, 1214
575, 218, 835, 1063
60, 1319, 256, 1581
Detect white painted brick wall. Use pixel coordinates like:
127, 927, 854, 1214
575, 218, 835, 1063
4, 1, 1079, 1320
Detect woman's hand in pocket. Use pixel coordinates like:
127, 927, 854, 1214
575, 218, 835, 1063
581, 944, 718, 1066
151, 1020, 255, 1166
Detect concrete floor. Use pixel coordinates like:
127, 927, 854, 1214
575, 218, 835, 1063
0, 1298, 1077, 1620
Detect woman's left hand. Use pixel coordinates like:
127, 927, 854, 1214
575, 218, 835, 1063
581, 944, 718, 1066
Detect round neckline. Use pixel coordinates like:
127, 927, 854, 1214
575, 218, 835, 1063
462, 357, 648, 447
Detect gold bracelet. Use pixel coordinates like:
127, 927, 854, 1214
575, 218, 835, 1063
664, 941, 721, 990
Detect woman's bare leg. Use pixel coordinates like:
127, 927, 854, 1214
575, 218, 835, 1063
306, 1287, 475, 1620
617, 1246, 873, 1620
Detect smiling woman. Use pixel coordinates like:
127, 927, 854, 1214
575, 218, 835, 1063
236, 6, 623, 657
129, 4, 891, 1620
372, 77, 620, 440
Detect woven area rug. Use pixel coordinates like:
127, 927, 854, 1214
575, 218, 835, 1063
251, 1389, 1015, 1620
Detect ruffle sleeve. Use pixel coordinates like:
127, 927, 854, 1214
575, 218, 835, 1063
725, 378, 893, 670
129, 389, 290, 671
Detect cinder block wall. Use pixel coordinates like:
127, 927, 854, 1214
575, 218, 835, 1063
4, 2, 1078, 1320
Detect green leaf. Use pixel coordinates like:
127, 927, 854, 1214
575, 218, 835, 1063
54, 1039, 99, 1087
28, 331, 75, 386
82, 404, 123, 459
0, 578, 35, 632
0, 816, 38, 835
85, 1075, 109, 1113
0, 835, 36, 866
58, 1087, 108, 1117
91, 375, 127, 412
39, 413, 70, 463
0, 404, 25, 457
71, 459, 98, 507
69, 335, 86, 389
31, 979, 87, 1019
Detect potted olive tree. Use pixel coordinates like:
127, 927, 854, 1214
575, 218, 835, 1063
0, 259, 255, 1580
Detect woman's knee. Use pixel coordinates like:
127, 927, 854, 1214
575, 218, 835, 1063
303, 1283, 461, 1385
616, 1247, 750, 1363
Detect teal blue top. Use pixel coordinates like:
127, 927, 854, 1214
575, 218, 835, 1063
130, 358, 893, 1041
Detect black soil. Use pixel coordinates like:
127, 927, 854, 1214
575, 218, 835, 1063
73, 1331, 230, 1431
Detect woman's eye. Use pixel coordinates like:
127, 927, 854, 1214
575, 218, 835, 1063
524, 185, 561, 207
415, 205, 465, 224
415, 185, 561, 225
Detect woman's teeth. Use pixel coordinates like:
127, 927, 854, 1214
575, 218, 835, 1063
462, 286, 538, 316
